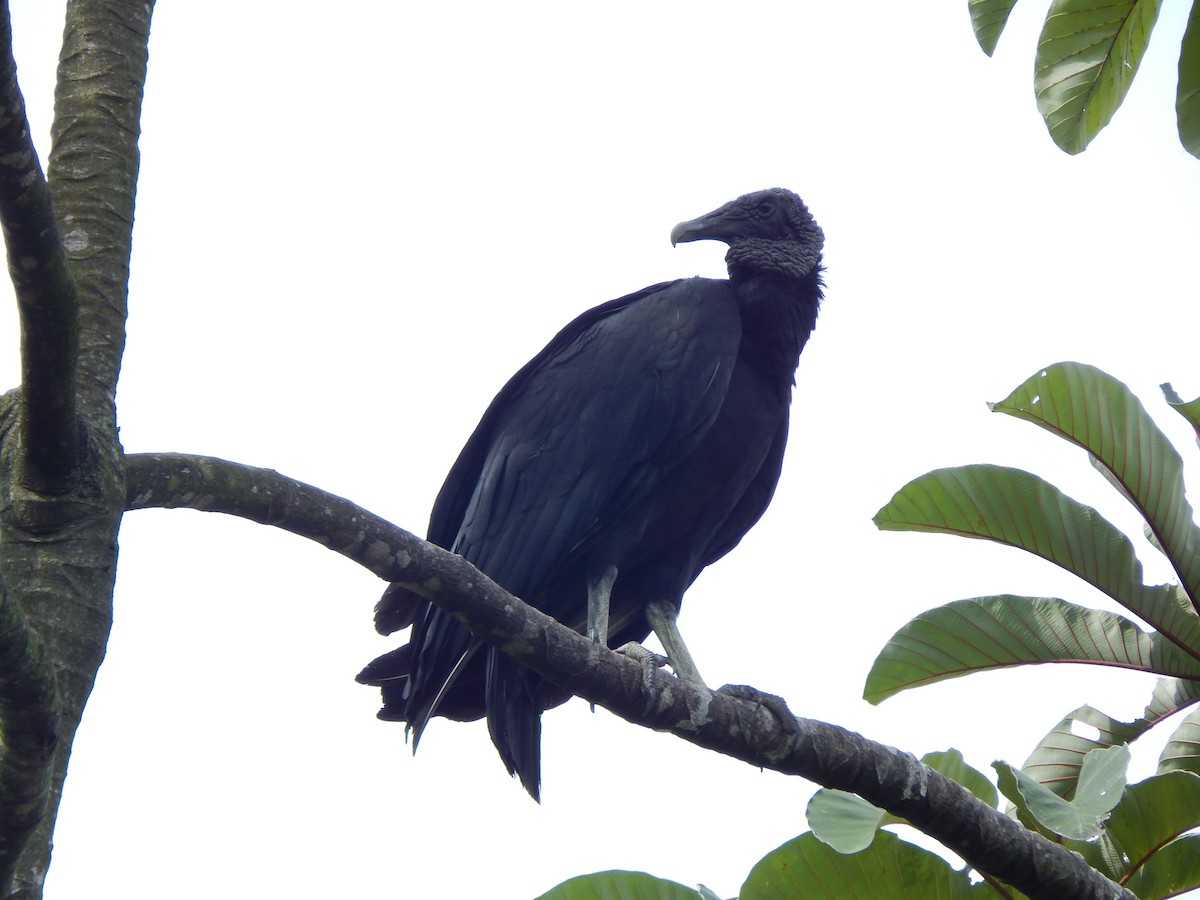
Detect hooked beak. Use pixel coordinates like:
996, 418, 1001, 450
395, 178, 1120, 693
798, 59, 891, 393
670, 217, 709, 247
670, 197, 743, 247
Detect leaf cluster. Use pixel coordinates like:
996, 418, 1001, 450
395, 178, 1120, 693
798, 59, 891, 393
867, 361, 1200, 896
968, 0, 1200, 156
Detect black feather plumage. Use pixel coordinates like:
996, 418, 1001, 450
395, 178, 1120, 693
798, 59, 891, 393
358, 188, 825, 799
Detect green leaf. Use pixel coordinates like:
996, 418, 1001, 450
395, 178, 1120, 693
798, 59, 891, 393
969, 0, 1020, 55
1163, 381, 1200, 443
1020, 705, 1147, 800
1159, 706, 1200, 776
1108, 771, 1200, 869
993, 759, 1060, 840
1034, 0, 1163, 153
1178, 2, 1200, 158
865, 595, 1200, 704
535, 871, 704, 900
874, 463, 1200, 653
1009, 706, 1197, 880
922, 749, 999, 808
1025, 678, 1200, 796
1059, 770, 1200, 883
740, 831, 988, 900
807, 789, 889, 853
992, 363, 1200, 617
1145, 675, 1200, 725
994, 745, 1129, 840
1123, 833, 1200, 899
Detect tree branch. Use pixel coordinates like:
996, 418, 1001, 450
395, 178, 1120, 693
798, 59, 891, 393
0, 3, 80, 493
48, 0, 155, 420
124, 451, 1134, 899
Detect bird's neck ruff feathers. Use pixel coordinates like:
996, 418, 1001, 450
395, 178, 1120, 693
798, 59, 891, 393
725, 237, 825, 390
724, 234, 822, 283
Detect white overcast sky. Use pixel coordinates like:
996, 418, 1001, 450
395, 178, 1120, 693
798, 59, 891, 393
5, 2, 1200, 898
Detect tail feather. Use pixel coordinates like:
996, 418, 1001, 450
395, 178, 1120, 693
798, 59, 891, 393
361, 598, 488, 729
409, 643, 481, 747
355, 643, 413, 686
366, 585, 579, 801
485, 648, 543, 801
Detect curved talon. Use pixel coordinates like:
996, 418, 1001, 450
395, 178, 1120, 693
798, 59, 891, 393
718, 684, 800, 737
617, 642, 670, 713
616, 642, 669, 677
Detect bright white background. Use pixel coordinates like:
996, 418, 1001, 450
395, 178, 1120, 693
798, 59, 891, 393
4, 2, 1200, 897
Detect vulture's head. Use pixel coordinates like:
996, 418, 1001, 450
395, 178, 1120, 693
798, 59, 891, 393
671, 188, 823, 280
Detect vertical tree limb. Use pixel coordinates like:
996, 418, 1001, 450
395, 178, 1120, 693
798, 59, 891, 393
48, 0, 154, 418
0, 4, 79, 494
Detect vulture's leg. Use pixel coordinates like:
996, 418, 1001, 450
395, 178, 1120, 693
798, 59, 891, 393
586, 565, 618, 713
586, 564, 618, 646
645, 599, 705, 685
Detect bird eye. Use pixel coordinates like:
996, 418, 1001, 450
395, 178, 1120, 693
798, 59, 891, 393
756, 199, 774, 217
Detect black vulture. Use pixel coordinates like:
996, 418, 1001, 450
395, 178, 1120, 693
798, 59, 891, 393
358, 188, 825, 800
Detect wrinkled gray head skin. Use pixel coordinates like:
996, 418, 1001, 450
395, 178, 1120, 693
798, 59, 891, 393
670, 188, 824, 279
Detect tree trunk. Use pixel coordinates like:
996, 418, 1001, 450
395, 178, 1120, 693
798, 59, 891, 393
0, 1, 153, 893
